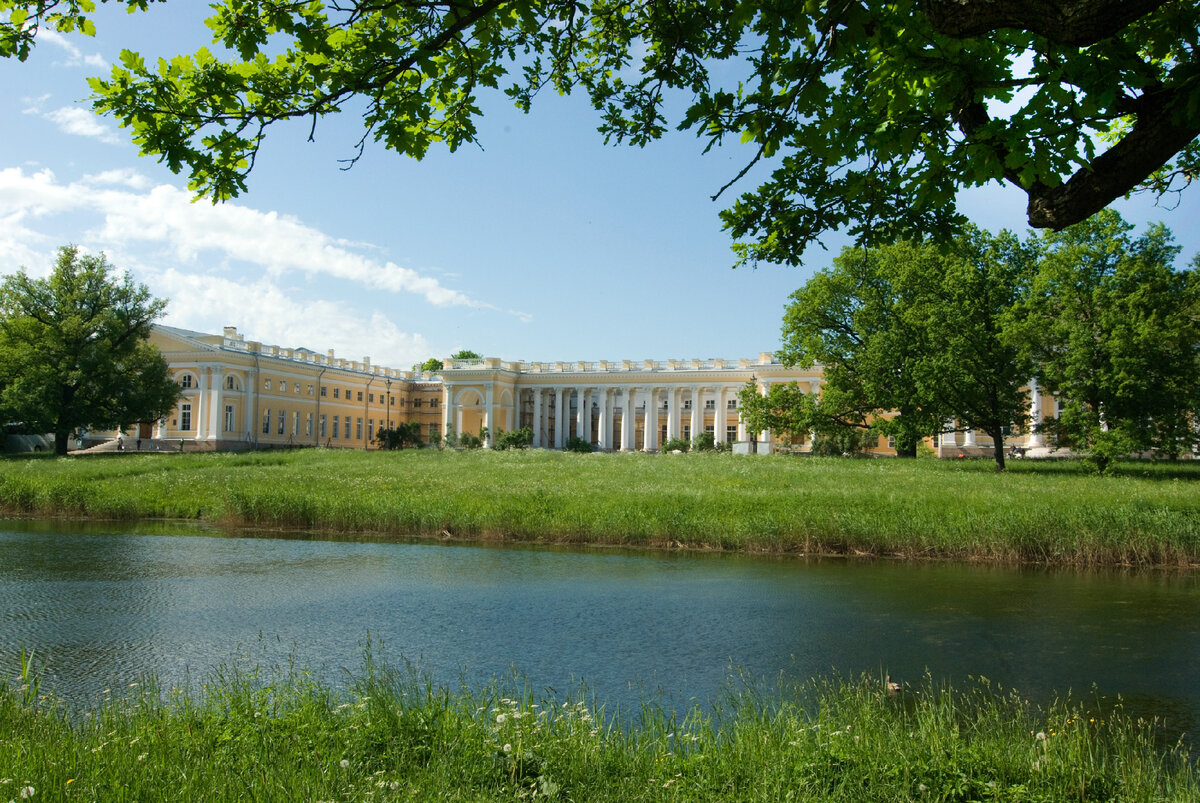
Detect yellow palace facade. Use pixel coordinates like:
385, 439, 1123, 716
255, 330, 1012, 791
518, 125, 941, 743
148, 325, 1053, 457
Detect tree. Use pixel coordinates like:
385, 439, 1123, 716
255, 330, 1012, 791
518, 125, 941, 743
3, 2, 1196, 262
414, 357, 443, 373
450, 350, 481, 361
1014, 210, 1200, 471
774, 232, 1036, 467
736, 380, 819, 449
0, 245, 181, 455
495, 426, 532, 450
908, 228, 1038, 470
777, 242, 953, 457
376, 421, 424, 449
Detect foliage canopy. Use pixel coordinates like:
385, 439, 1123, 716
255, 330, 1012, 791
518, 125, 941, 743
0, 245, 180, 455
2, 1, 1197, 263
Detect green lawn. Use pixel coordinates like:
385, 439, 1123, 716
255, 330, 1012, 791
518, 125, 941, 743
1, 448, 1197, 566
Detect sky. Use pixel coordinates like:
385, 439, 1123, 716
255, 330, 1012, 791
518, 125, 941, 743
2, 5, 1197, 371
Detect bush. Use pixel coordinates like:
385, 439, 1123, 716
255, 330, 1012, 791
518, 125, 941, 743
812, 427, 872, 456
661, 437, 690, 453
564, 436, 593, 453
693, 432, 716, 452
495, 427, 533, 450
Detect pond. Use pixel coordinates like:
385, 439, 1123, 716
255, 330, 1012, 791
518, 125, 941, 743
1, 520, 1197, 737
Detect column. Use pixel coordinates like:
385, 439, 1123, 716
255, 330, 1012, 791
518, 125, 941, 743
642, 388, 659, 451
207, 367, 225, 439
441, 382, 453, 441
758, 381, 771, 450
963, 428, 977, 447
554, 387, 566, 449
484, 385, 495, 448
1028, 376, 1043, 447
583, 388, 595, 445
195, 367, 209, 439
596, 388, 609, 450
620, 387, 637, 451
939, 419, 957, 458
665, 386, 680, 442
604, 389, 616, 450
715, 386, 728, 444
808, 380, 821, 447
531, 388, 544, 448
575, 387, 587, 444
690, 385, 703, 445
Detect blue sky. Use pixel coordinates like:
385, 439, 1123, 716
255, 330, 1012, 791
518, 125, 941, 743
2, 5, 1197, 371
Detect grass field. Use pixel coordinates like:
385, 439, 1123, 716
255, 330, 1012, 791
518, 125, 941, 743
0, 448, 1197, 566
2, 646, 1195, 802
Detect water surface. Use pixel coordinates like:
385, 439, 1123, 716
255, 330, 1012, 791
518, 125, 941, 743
1, 520, 1197, 736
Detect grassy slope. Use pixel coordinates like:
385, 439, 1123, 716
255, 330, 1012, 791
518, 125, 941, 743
0, 449, 1197, 565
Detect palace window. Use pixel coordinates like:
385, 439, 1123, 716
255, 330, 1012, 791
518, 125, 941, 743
705, 425, 714, 434
369, 393, 375, 403
357, 391, 363, 402
277, 410, 285, 435
397, 397, 404, 407
226, 375, 236, 390
683, 425, 691, 440
264, 379, 272, 391
179, 374, 193, 389
306, 413, 314, 437
224, 405, 234, 432
367, 420, 374, 443
705, 400, 715, 409
727, 399, 738, 409
262, 409, 271, 434
180, 403, 192, 431
430, 397, 439, 408
307, 384, 315, 396
332, 417, 340, 439
333, 388, 340, 399
356, 417, 363, 440
683, 400, 692, 410
413, 398, 423, 408
726, 425, 737, 442
294, 382, 301, 394
320, 386, 327, 397
345, 416, 353, 438
320, 414, 327, 438
294, 411, 301, 436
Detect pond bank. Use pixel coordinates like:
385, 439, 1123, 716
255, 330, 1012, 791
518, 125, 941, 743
1, 449, 1197, 567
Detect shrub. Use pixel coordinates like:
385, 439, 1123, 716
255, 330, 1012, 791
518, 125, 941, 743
661, 437, 690, 453
495, 427, 533, 450
564, 436, 593, 453
693, 432, 716, 452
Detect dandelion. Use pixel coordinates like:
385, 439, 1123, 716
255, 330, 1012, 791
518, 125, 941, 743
1035, 731, 1047, 741
503, 743, 513, 753
496, 713, 507, 724
137, 753, 148, 762
339, 759, 350, 769
19, 786, 34, 799
918, 783, 927, 792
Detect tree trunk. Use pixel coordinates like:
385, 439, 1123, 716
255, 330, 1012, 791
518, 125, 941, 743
54, 429, 69, 457
989, 429, 1007, 471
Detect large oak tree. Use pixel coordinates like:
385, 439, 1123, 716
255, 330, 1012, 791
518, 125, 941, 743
0, 245, 181, 455
2, 1, 1197, 264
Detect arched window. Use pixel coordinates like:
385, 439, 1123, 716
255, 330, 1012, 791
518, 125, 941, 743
226, 375, 236, 390
179, 374, 193, 389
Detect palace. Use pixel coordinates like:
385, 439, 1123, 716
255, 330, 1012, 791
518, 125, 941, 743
139, 324, 1052, 457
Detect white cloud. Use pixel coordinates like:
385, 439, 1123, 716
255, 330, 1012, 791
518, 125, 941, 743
41, 105, 122, 144
0, 166, 508, 311
38, 29, 108, 69
153, 269, 433, 368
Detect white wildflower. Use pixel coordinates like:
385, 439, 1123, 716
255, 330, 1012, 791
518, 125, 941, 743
19, 787, 34, 799
339, 759, 350, 769
503, 743, 513, 754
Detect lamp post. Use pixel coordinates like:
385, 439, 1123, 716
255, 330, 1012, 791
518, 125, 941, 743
385, 377, 392, 432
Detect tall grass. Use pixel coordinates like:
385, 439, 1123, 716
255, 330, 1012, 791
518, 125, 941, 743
1, 449, 1198, 565
1, 649, 1194, 801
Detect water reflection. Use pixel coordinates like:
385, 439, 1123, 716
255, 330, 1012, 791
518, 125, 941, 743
0, 520, 1196, 740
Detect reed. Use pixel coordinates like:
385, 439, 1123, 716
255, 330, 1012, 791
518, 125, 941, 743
0, 449, 1197, 565
1, 650, 1194, 802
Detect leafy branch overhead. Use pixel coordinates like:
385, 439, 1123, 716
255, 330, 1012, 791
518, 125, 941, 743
3, 0, 1198, 263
